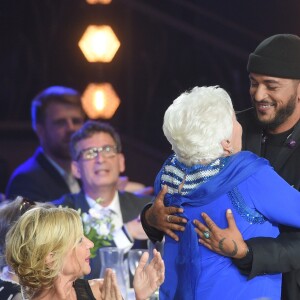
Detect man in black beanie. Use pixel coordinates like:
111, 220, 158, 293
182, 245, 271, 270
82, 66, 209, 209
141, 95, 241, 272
226, 33, 300, 300
140, 34, 300, 300
240, 33, 300, 189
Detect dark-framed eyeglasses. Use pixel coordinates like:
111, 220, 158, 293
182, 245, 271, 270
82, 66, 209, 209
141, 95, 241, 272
18, 197, 36, 215
76, 145, 118, 161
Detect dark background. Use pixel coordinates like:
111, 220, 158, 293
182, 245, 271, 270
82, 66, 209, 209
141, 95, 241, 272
1, 0, 300, 189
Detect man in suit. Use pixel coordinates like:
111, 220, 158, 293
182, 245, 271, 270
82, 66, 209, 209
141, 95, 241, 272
6, 86, 85, 202
53, 120, 150, 279
141, 34, 300, 299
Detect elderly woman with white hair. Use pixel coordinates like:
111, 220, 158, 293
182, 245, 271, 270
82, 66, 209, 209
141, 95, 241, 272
153, 86, 300, 300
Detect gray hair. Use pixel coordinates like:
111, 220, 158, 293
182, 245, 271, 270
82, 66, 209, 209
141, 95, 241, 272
70, 120, 122, 161
163, 86, 234, 165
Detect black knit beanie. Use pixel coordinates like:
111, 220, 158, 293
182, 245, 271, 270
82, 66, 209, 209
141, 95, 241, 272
247, 34, 300, 79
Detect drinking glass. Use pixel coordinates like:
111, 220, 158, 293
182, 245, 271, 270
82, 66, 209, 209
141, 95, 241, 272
99, 247, 128, 299
147, 239, 164, 261
127, 249, 148, 276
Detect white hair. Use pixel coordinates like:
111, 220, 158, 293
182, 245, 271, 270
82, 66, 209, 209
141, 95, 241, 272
163, 86, 234, 166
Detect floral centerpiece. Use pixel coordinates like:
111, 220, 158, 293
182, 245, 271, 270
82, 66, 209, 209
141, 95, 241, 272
80, 207, 115, 258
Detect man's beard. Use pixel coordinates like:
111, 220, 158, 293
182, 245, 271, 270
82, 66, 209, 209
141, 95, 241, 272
253, 94, 297, 131
47, 136, 73, 161
50, 145, 72, 160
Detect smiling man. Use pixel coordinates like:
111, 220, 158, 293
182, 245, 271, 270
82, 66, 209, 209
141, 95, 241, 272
222, 34, 300, 300
239, 34, 300, 187
249, 75, 300, 131
53, 120, 150, 279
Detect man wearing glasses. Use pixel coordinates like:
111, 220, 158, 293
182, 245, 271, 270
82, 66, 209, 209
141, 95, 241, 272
53, 120, 150, 279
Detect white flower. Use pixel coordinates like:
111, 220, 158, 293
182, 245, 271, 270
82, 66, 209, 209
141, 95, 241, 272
97, 223, 110, 236
79, 207, 115, 258
89, 208, 102, 219
81, 212, 91, 223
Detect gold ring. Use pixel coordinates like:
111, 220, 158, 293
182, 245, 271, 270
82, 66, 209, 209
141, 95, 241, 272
167, 215, 172, 223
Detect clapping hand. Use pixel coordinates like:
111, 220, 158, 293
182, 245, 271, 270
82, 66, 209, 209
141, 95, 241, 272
133, 249, 165, 300
96, 268, 123, 300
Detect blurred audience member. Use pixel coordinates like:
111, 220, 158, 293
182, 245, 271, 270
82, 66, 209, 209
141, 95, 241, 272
5, 85, 150, 202
6, 86, 85, 202
53, 120, 151, 279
